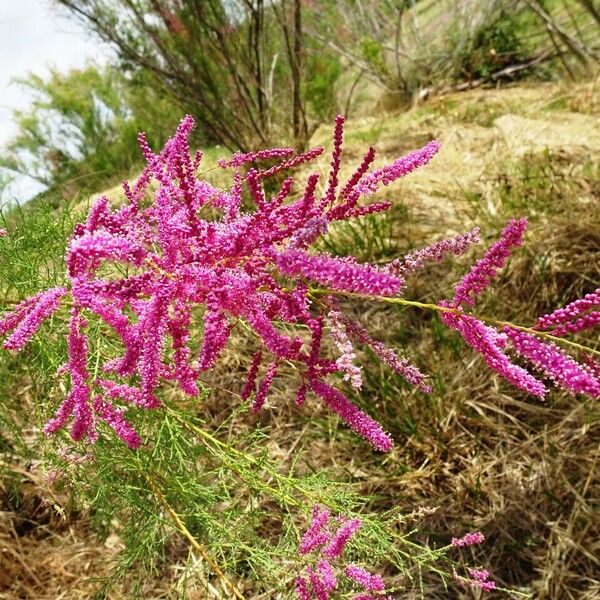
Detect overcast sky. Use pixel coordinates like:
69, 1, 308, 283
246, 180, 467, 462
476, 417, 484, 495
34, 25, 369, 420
0, 0, 113, 201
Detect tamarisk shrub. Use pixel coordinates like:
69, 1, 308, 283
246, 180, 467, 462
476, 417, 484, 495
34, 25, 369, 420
0, 113, 598, 457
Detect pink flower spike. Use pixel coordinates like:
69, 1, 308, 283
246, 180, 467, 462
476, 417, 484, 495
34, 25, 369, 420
3, 287, 67, 351
137, 288, 171, 406
0, 293, 45, 338
504, 327, 600, 398
256, 146, 324, 180
84, 195, 111, 233
546, 311, 600, 337
311, 380, 394, 452
308, 566, 330, 600
67, 233, 148, 277
251, 360, 278, 413
246, 168, 267, 208
345, 565, 385, 591
340, 146, 376, 200
452, 218, 527, 307
295, 382, 307, 407
93, 396, 141, 449
388, 227, 481, 277
451, 531, 485, 548
355, 140, 440, 198
295, 576, 311, 600
299, 506, 331, 555
339, 313, 430, 392
328, 310, 362, 390
43, 391, 76, 437
323, 114, 345, 207
344, 202, 392, 219
322, 516, 362, 559
467, 568, 497, 592
276, 250, 403, 297
290, 215, 329, 249
43, 308, 95, 442
0, 228, 8, 237
96, 379, 150, 408
317, 560, 337, 592
537, 287, 599, 329
536, 287, 600, 336
241, 350, 263, 401
198, 302, 231, 371
218, 147, 295, 169
441, 310, 547, 398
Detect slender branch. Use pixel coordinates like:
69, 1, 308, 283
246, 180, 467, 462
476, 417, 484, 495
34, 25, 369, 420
142, 471, 246, 600
307, 288, 600, 357
1, 284, 597, 358
525, 0, 598, 63
164, 405, 313, 509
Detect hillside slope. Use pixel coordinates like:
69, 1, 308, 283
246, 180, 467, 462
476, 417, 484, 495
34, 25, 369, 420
3, 79, 599, 599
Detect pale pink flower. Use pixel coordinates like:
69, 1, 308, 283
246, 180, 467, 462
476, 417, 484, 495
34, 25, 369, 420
451, 531, 485, 547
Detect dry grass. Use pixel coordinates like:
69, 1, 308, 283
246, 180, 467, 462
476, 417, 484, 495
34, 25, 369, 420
2, 79, 599, 598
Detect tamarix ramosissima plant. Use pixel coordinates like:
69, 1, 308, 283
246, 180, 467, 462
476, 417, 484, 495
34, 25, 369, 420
0, 114, 597, 451
0, 114, 598, 597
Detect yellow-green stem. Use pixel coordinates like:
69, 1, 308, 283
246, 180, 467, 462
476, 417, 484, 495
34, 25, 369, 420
308, 288, 600, 357
142, 471, 245, 600
164, 405, 316, 509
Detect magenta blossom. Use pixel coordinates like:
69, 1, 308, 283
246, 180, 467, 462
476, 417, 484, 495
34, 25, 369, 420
1, 112, 597, 451
0, 114, 440, 450
451, 531, 485, 548
439, 220, 599, 400
295, 506, 391, 600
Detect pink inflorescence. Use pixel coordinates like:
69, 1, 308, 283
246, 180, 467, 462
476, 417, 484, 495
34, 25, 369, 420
454, 567, 496, 593
1, 113, 597, 450
438, 219, 600, 399
355, 140, 440, 198
295, 506, 392, 600
451, 218, 527, 308
451, 531, 485, 548
387, 227, 481, 278
467, 568, 497, 592
503, 327, 600, 398
0, 114, 440, 450
2, 287, 67, 351
345, 565, 385, 591
328, 310, 363, 390
536, 287, 600, 337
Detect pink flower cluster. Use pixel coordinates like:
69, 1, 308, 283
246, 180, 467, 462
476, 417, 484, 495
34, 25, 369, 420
503, 328, 600, 397
536, 287, 600, 337
439, 219, 600, 399
386, 227, 481, 277
0, 114, 440, 450
354, 140, 441, 198
454, 559, 496, 592
296, 506, 392, 600
451, 218, 527, 308
1, 112, 597, 450
451, 531, 485, 548
1, 288, 67, 351
328, 310, 363, 390
463, 568, 496, 592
